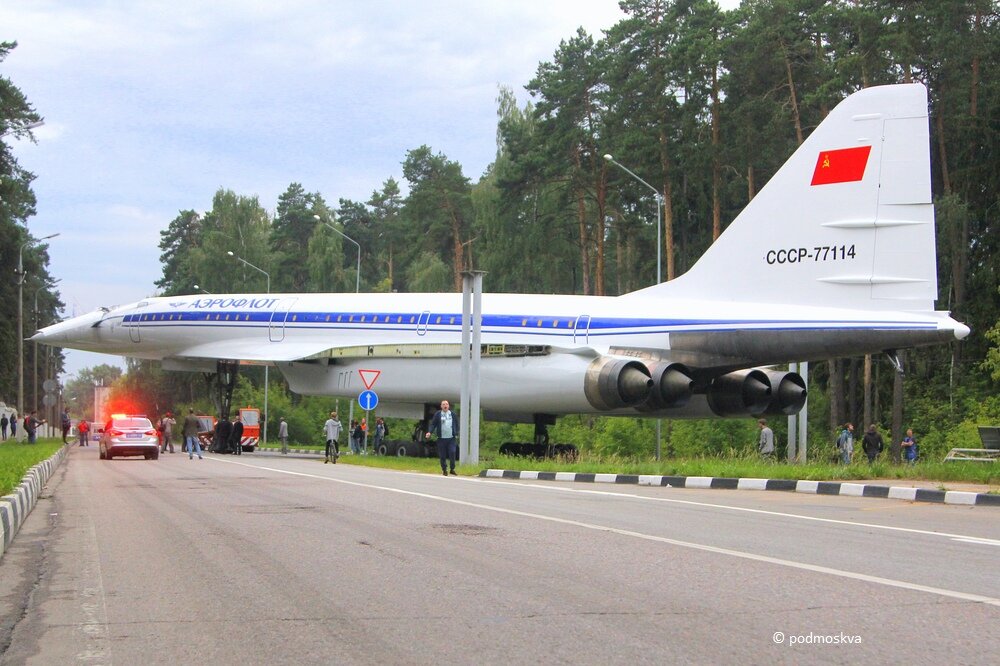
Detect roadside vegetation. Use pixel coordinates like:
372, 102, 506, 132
0, 439, 63, 496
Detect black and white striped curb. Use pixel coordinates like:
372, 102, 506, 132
479, 469, 1000, 507
1, 444, 70, 558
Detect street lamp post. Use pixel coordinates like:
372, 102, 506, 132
604, 154, 665, 459
604, 154, 663, 284
0, 120, 44, 139
193, 284, 212, 294
313, 213, 362, 436
313, 214, 360, 293
226, 251, 270, 447
33, 278, 61, 416
18, 232, 59, 418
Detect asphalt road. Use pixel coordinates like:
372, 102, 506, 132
1, 446, 998, 665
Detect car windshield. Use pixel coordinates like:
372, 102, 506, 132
240, 411, 259, 426
113, 418, 152, 430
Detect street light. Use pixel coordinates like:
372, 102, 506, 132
227, 251, 270, 447
193, 284, 211, 294
604, 154, 664, 284
605, 153, 666, 460
0, 119, 44, 139
313, 214, 360, 293
34, 278, 61, 415
313, 213, 362, 436
18, 232, 59, 417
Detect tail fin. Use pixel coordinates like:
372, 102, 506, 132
634, 83, 937, 312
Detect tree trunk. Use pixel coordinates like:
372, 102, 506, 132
781, 39, 804, 146
863, 354, 872, 429
848, 358, 859, 429
594, 165, 608, 296
935, 106, 952, 196
711, 65, 722, 241
829, 359, 843, 434
573, 147, 591, 295
576, 187, 591, 295
658, 128, 676, 279
747, 164, 756, 201
971, 9, 981, 118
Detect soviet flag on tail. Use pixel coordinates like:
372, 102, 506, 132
810, 146, 872, 186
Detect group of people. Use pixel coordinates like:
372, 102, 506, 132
758, 417, 919, 464
836, 423, 918, 464
320, 413, 389, 462
1, 412, 17, 441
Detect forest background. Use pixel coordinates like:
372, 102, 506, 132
3, 0, 999, 462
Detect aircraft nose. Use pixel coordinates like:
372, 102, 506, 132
31, 309, 106, 345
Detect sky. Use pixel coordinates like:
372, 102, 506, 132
3, 0, 740, 380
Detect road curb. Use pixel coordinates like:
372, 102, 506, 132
0, 444, 70, 559
478, 469, 1000, 507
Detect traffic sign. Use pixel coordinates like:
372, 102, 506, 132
42, 394, 57, 407
43, 379, 58, 392
359, 369, 381, 390
358, 389, 379, 411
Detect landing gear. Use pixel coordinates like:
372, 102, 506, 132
498, 414, 577, 460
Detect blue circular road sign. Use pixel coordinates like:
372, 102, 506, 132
358, 389, 379, 411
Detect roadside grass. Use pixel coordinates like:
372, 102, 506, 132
0, 439, 64, 496
270, 445, 998, 486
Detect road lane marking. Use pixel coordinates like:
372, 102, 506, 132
213, 457, 1000, 608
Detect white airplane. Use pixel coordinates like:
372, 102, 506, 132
34, 83, 968, 431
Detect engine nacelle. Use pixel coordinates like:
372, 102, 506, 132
706, 368, 807, 417
706, 369, 772, 417
760, 370, 808, 415
636, 362, 694, 411
584, 357, 654, 411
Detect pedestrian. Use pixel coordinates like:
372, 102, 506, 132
278, 416, 290, 454
902, 428, 918, 464
61, 408, 71, 444
1, 413, 8, 440
374, 417, 386, 454
425, 399, 459, 476
9, 411, 16, 440
160, 412, 175, 453
360, 417, 368, 454
77, 418, 90, 446
757, 418, 774, 457
836, 423, 854, 464
230, 415, 244, 455
323, 412, 341, 463
862, 423, 884, 463
183, 408, 203, 459
25, 410, 45, 444
350, 421, 362, 455
215, 416, 233, 454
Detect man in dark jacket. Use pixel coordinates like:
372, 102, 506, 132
215, 417, 233, 454
229, 416, 244, 455
425, 400, 459, 476
862, 424, 884, 463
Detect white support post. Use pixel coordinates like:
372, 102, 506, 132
459, 274, 472, 464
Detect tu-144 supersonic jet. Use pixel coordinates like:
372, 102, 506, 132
33, 83, 968, 439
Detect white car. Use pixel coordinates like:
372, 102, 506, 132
99, 415, 159, 460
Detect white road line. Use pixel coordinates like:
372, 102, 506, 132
478, 476, 1000, 544
213, 457, 1000, 608
951, 537, 1000, 547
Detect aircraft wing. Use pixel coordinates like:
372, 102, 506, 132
168, 340, 337, 364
